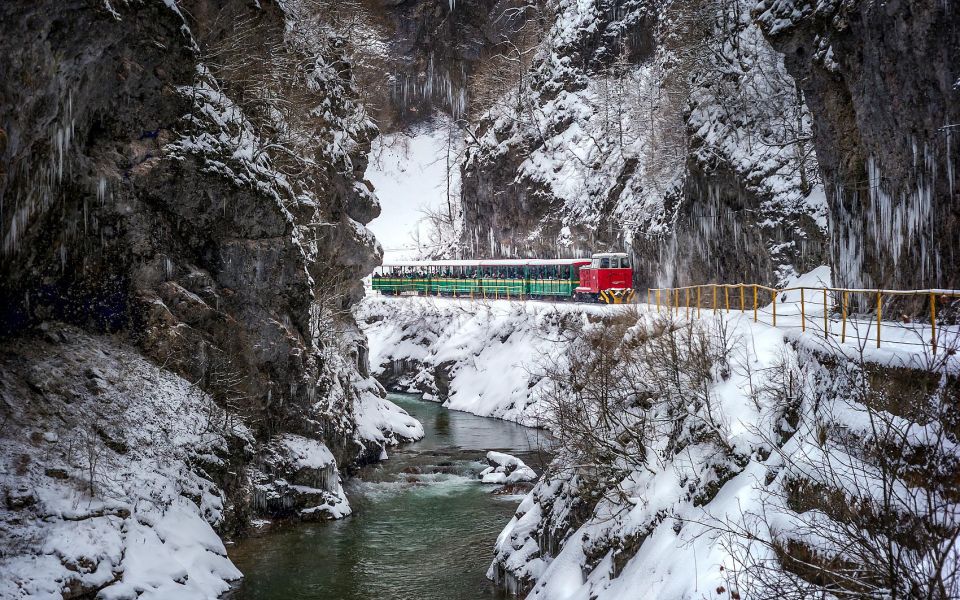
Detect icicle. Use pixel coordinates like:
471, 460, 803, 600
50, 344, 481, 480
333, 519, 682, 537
97, 177, 108, 205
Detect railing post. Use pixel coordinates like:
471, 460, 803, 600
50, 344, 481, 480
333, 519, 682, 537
685, 288, 690, 319
931, 292, 938, 355
876, 291, 882, 348
800, 288, 806, 332
753, 285, 758, 322
713, 285, 718, 315
772, 289, 777, 327
823, 288, 828, 339
725, 286, 730, 313
656, 289, 661, 312
841, 291, 848, 343
697, 286, 702, 319
740, 284, 745, 312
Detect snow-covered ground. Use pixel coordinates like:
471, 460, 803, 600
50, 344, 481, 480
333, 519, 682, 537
358, 280, 958, 426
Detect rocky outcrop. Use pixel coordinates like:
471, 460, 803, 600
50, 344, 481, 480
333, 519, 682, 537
251, 434, 352, 521
755, 0, 960, 291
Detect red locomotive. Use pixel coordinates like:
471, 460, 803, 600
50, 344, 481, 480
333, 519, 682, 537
574, 252, 635, 303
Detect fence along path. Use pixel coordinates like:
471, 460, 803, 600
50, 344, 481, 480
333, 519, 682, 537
646, 284, 960, 358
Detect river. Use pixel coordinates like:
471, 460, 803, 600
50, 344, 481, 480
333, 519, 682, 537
227, 393, 552, 600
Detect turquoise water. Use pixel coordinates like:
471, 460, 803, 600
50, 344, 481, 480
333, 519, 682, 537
227, 394, 551, 600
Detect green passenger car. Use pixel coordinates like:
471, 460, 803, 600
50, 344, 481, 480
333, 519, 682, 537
370, 259, 590, 299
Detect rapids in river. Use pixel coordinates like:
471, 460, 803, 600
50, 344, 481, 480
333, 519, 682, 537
227, 393, 552, 600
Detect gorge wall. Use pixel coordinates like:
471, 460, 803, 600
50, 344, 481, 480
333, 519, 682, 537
0, 1, 421, 596
345, 0, 546, 131
457, 0, 828, 287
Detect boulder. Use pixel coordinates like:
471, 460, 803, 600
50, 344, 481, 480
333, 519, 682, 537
479, 451, 537, 485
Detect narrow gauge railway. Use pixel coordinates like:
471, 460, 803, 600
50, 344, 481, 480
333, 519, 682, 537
371, 253, 635, 304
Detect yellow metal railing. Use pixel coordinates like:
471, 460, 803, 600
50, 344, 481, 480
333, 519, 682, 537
647, 283, 960, 354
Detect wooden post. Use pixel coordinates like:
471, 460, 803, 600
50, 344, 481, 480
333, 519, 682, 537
725, 286, 730, 313
740, 284, 745, 312
697, 286, 702, 319
931, 292, 938, 355
753, 285, 758, 322
656, 289, 661, 312
800, 288, 806, 332
876, 291, 882, 348
712, 285, 718, 315
675, 289, 680, 317
772, 289, 777, 327
685, 288, 690, 319
841, 291, 847, 343
823, 288, 828, 339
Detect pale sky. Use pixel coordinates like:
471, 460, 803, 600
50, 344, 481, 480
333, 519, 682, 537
365, 120, 455, 261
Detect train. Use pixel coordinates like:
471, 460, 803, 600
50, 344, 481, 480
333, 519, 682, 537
370, 252, 635, 304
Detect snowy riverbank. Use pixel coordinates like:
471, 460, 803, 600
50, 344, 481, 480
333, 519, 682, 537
0, 325, 421, 599
357, 295, 631, 425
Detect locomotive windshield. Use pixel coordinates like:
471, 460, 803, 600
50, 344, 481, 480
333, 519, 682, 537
590, 254, 630, 269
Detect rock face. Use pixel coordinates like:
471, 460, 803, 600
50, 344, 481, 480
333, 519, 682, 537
457, 0, 827, 287
755, 0, 960, 291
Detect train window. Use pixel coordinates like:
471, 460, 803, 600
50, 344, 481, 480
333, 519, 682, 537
599, 257, 610, 268
618, 257, 630, 268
